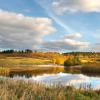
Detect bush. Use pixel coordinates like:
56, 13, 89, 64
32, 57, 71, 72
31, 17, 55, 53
64, 57, 81, 67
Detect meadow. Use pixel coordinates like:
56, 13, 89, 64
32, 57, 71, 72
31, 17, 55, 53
0, 57, 53, 66
0, 52, 100, 100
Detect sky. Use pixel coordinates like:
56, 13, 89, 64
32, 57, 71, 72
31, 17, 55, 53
0, 0, 100, 52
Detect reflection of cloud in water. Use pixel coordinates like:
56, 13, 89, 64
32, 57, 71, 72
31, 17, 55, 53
30, 73, 100, 89
95, 85, 100, 90
3, 72, 99, 90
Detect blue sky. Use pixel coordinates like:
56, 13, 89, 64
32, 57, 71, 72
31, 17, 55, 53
0, 0, 100, 52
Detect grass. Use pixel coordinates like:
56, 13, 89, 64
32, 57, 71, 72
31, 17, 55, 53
64, 62, 100, 75
0, 57, 53, 67
0, 79, 100, 100
0, 57, 64, 77
81, 63, 100, 74
0, 67, 10, 76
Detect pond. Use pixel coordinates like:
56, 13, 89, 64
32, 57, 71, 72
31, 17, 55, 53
1, 69, 100, 90
0, 65, 100, 90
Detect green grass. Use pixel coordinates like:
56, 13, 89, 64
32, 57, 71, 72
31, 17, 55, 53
0, 79, 100, 100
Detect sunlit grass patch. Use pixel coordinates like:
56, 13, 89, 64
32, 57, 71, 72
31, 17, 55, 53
0, 57, 53, 67
0, 67, 10, 76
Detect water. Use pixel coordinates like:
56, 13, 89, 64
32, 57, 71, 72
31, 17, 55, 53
0, 65, 100, 90
4, 72, 100, 90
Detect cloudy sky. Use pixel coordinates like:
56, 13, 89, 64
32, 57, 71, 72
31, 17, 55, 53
0, 0, 100, 52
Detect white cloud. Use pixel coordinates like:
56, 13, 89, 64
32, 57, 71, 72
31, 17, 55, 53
41, 39, 89, 51
52, 0, 100, 15
0, 10, 56, 49
64, 33, 82, 39
35, 0, 74, 33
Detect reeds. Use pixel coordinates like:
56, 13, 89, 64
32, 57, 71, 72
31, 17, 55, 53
81, 63, 100, 74
0, 79, 99, 100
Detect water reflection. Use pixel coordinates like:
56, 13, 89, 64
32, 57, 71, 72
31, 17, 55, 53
9, 66, 64, 78
0, 66, 100, 90
10, 72, 100, 90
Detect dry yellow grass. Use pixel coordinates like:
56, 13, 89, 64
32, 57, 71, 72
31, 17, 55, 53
0, 79, 100, 100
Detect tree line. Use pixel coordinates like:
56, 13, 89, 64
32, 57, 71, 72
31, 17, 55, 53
0, 49, 33, 54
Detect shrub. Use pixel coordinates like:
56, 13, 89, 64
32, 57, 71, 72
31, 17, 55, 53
64, 57, 81, 67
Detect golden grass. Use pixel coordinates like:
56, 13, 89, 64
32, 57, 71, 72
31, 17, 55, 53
0, 67, 10, 76
0, 57, 53, 67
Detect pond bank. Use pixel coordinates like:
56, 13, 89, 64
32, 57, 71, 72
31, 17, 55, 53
0, 65, 64, 77
64, 63, 100, 76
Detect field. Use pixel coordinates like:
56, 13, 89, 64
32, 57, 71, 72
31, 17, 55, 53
0, 57, 53, 67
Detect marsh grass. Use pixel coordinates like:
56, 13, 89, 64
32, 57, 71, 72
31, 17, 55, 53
0, 79, 100, 100
64, 63, 100, 75
81, 63, 100, 74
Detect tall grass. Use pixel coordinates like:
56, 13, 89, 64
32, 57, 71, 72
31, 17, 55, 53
64, 63, 100, 75
81, 63, 100, 74
0, 79, 100, 100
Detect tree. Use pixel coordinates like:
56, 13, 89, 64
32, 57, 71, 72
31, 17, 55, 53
2, 49, 14, 53
25, 49, 33, 53
55, 57, 64, 65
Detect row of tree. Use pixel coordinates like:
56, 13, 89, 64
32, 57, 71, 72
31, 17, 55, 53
0, 49, 33, 54
63, 52, 100, 58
